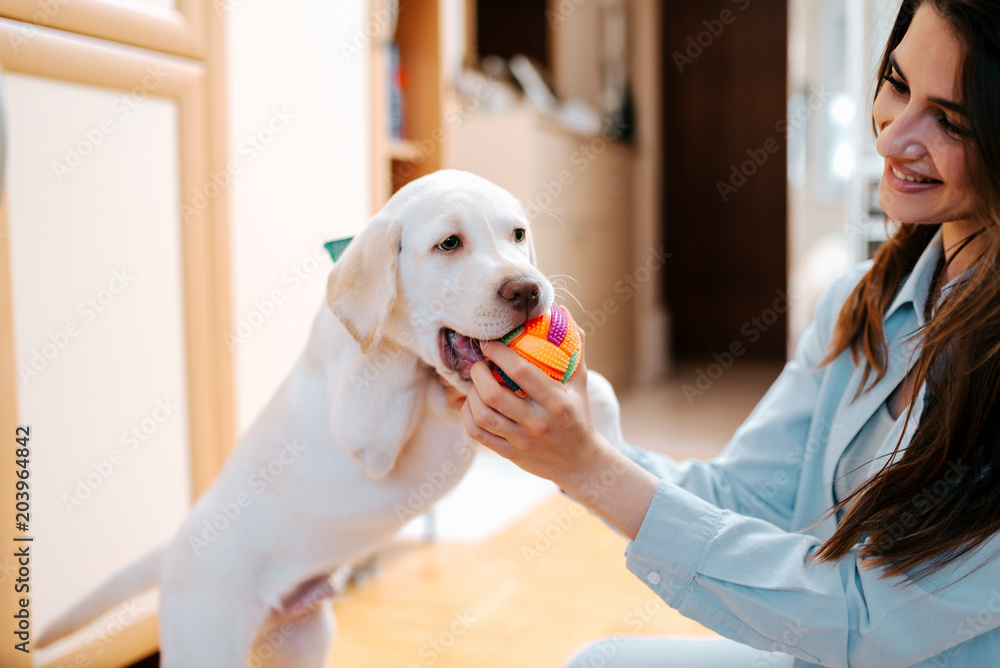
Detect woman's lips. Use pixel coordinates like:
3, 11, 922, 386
884, 161, 943, 193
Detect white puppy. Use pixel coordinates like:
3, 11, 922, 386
37, 169, 625, 667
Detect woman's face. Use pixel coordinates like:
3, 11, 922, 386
873, 3, 975, 226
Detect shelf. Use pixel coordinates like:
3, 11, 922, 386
370, 0, 445, 211
388, 139, 424, 163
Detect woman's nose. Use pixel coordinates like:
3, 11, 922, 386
876, 108, 929, 161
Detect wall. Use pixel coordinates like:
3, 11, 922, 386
546, 0, 668, 384
628, 0, 668, 384
225, 0, 372, 433
786, 0, 898, 354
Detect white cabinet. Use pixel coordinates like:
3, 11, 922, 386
0, 7, 230, 667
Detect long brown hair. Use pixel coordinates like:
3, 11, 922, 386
814, 0, 1000, 579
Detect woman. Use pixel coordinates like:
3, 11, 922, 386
456, 0, 1000, 665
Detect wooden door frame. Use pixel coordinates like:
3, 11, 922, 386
0, 0, 207, 59
0, 14, 232, 667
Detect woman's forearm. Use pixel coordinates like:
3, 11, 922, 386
559, 440, 661, 541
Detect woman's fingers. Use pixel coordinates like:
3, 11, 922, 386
461, 386, 522, 456
469, 358, 531, 415
480, 340, 566, 412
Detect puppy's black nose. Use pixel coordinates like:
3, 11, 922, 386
500, 279, 540, 313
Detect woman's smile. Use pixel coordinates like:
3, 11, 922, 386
883, 159, 943, 193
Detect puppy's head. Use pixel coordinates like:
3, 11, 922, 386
326, 170, 553, 390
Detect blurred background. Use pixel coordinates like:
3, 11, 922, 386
0, 0, 900, 665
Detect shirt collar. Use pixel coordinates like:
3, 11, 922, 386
884, 226, 977, 326
885, 226, 943, 327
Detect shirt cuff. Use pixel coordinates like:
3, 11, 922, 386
625, 479, 723, 607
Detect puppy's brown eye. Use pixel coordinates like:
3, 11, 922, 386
437, 235, 462, 251
514, 228, 526, 242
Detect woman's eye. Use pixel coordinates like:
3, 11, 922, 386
514, 228, 526, 243
436, 235, 462, 251
883, 72, 908, 96
936, 114, 969, 140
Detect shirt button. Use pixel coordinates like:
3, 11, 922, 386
646, 571, 661, 585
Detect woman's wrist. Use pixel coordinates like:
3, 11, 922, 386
560, 435, 661, 541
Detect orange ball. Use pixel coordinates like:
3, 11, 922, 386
491, 305, 582, 398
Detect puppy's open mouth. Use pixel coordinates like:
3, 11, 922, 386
440, 328, 487, 381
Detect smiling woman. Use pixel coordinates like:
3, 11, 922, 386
459, 0, 1000, 666
815, 0, 1000, 576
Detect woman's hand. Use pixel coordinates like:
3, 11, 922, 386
461, 338, 660, 540
461, 340, 602, 488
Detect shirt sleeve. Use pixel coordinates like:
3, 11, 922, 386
625, 479, 1000, 666
622, 260, 1000, 665
616, 262, 869, 530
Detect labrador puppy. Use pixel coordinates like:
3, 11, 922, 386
37, 169, 625, 667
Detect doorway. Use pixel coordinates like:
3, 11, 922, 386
662, 0, 789, 363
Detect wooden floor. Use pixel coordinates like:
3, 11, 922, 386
327, 492, 714, 668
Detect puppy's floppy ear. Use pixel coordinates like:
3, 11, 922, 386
326, 216, 401, 354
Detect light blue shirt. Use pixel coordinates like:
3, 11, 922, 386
621, 227, 1000, 667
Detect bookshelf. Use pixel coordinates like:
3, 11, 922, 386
370, 0, 446, 211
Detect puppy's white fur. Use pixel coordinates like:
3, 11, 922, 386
37, 170, 625, 667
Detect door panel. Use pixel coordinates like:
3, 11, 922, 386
0, 0, 203, 59
6, 73, 190, 661
662, 0, 788, 361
